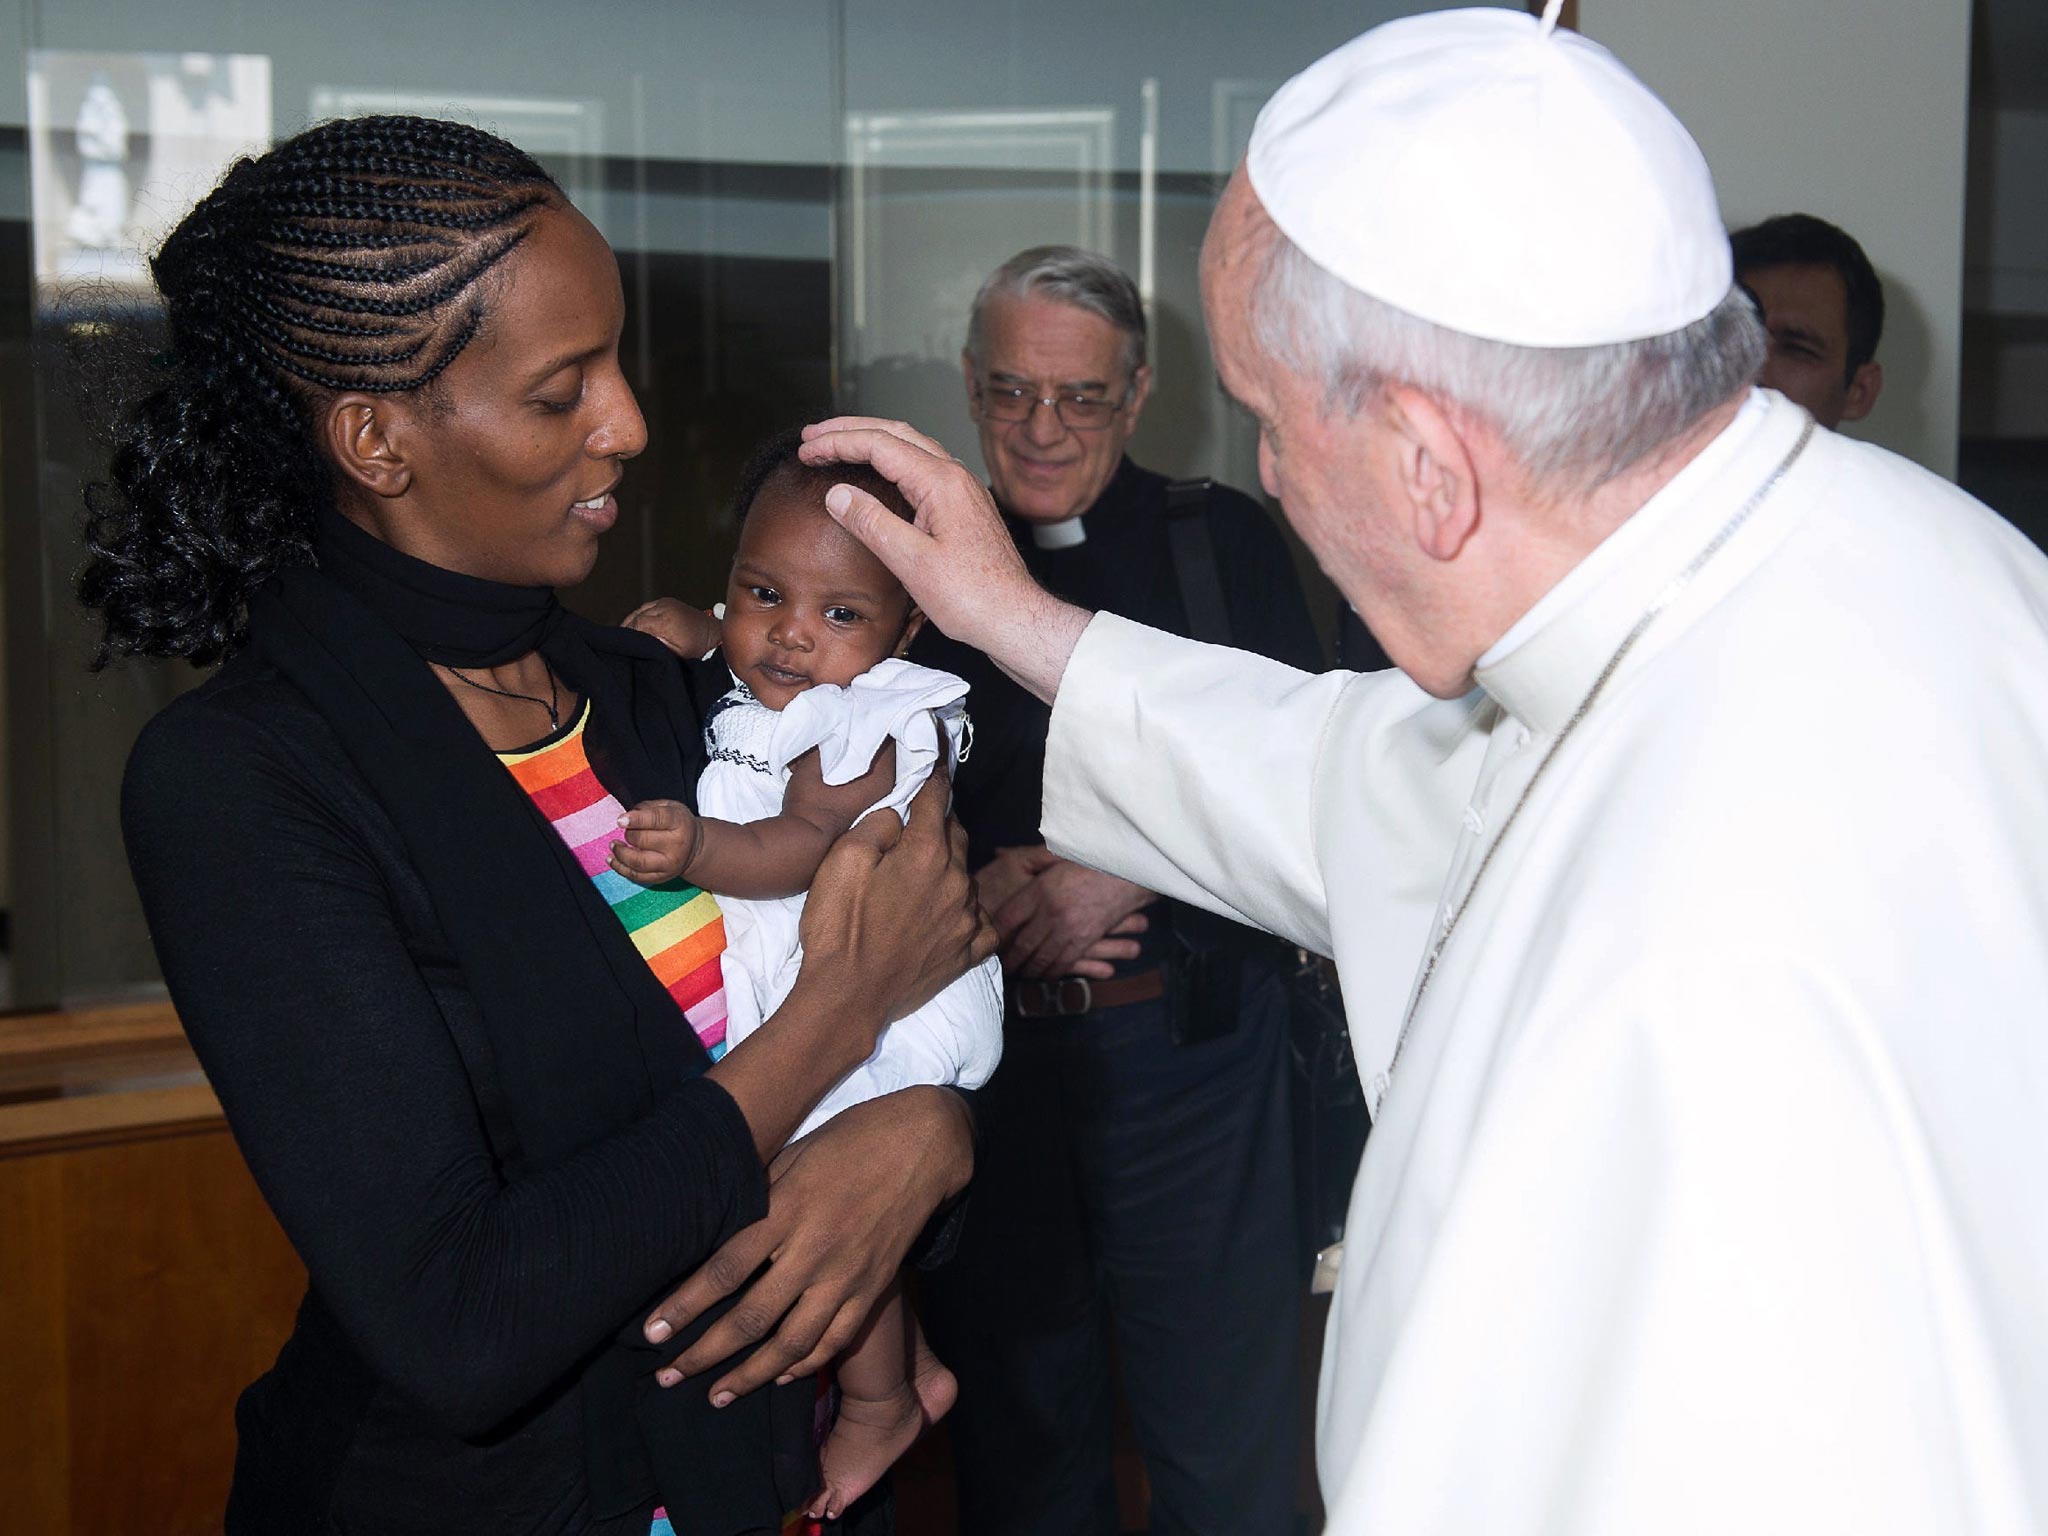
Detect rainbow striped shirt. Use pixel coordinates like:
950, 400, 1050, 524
502, 706, 819, 1536
497, 701, 730, 1061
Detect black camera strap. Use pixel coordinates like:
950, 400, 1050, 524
1165, 477, 1370, 1273
1159, 479, 1241, 1044
1164, 477, 1233, 645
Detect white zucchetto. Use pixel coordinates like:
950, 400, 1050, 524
1246, 5, 1731, 349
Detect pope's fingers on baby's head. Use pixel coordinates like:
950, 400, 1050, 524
801, 416, 951, 463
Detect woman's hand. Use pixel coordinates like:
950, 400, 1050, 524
706, 760, 997, 1156
624, 596, 722, 660
641, 1085, 974, 1402
795, 757, 995, 1028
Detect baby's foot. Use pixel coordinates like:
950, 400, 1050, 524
805, 1352, 957, 1522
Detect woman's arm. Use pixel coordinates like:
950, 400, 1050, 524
122, 698, 768, 1438
123, 695, 986, 1437
638, 768, 991, 1394
642, 1085, 975, 1403
613, 743, 897, 900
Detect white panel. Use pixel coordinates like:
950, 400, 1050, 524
27, 50, 270, 302
1585, 0, 1972, 477
840, 106, 1116, 477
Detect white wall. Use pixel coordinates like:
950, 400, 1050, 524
1585, 0, 1974, 478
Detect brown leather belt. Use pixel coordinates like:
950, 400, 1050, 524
1010, 966, 1167, 1019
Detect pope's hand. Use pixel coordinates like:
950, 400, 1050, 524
798, 417, 1091, 705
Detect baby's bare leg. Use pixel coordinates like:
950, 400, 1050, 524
806, 1276, 956, 1522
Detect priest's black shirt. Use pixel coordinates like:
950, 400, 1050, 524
911, 457, 1323, 972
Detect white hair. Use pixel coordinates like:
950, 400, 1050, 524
1250, 233, 1765, 493
966, 245, 1147, 378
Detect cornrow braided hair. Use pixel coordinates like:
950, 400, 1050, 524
79, 115, 561, 666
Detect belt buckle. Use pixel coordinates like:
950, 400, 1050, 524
1018, 975, 1093, 1017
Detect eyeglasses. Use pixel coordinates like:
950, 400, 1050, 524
974, 378, 1130, 431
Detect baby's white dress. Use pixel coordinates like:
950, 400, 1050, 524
700, 658, 1004, 1139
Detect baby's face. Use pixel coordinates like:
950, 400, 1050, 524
722, 479, 921, 711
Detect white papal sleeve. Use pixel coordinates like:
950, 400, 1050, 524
1042, 612, 1363, 954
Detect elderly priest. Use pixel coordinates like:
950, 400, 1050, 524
798, 5, 2048, 1533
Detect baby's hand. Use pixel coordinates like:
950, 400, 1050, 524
624, 597, 722, 660
611, 799, 702, 886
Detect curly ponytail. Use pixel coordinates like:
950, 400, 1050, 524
79, 115, 560, 666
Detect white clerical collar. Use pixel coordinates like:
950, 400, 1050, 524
1475, 389, 1790, 735
1031, 516, 1088, 549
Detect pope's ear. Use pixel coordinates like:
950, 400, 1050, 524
321, 393, 414, 500
1381, 384, 1479, 563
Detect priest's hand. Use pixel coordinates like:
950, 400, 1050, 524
992, 850, 1157, 980
973, 843, 1052, 918
640, 1086, 974, 1403
798, 416, 1092, 705
980, 844, 1150, 980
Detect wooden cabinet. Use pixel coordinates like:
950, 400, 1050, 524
0, 1003, 304, 1535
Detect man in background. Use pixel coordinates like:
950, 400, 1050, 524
912, 245, 1320, 1536
1732, 212, 1885, 429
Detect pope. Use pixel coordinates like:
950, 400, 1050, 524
798, 6, 2048, 1534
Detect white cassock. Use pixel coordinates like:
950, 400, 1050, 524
1042, 389, 2048, 1534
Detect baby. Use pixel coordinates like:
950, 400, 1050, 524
616, 426, 1003, 1521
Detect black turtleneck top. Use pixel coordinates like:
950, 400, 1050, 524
119, 519, 775, 1535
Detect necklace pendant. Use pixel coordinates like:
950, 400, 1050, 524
1366, 1069, 1390, 1119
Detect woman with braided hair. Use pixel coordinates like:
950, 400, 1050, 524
80, 115, 990, 1536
